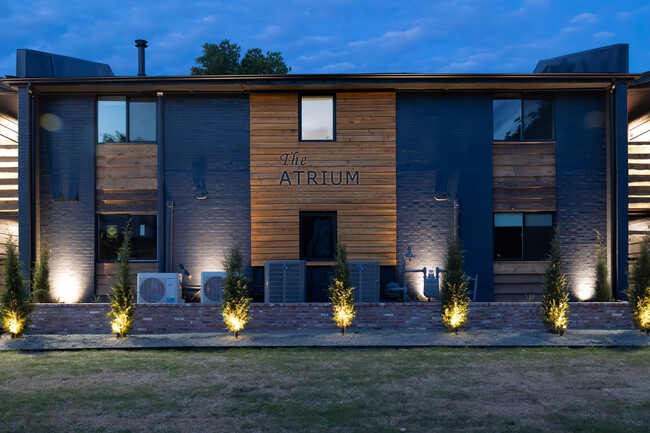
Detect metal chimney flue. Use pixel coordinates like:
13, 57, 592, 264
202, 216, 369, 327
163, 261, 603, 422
135, 39, 147, 76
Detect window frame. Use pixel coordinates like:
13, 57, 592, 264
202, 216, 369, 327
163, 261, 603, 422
96, 95, 157, 144
96, 213, 158, 263
299, 211, 338, 261
298, 94, 336, 142
492, 94, 555, 142
493, 212, 555, 261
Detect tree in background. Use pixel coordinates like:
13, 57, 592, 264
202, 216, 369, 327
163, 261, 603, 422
440, 238, 470, 334
221, 243, 252, 338
107, 221, 135, 338
542, 233, 570, 335
0, 239, 33, 338
594, 231, 612, 302
328, 244, 355, 334
31, 235, 52, 303
629, 236, 650, 334
191, 39, 291, 75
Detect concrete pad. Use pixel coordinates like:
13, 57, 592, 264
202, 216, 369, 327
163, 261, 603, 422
1, 329, 648, 351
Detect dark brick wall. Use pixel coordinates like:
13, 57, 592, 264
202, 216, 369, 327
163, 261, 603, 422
556, 92, 608, 300
163, 94, 250, 287
27, 302, 635, 334
37, 95, 96, 302
396, 92, 494, 300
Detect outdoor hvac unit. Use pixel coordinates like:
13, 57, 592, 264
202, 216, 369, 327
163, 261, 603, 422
264, 260, 306, 303
201, 271, 227, 304
137, 273, 182, 304
348, 261, 380, 302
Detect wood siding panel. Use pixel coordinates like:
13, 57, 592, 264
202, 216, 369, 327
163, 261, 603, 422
492, 142, 557, 212
493, 261, 547, 302
95, 262, 158, 296
629, 143, 650, 212
250, 92, 396, 266
0, 114, 18, 215
95, 143, 157, 214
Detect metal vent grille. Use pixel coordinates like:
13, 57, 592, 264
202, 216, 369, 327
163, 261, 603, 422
140, 277, 165, 303
203, 275, 225, 303
264, 261, 306, 303
349, 261, 380, 302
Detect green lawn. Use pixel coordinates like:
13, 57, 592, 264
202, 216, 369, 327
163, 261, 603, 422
0, 347, 648, 432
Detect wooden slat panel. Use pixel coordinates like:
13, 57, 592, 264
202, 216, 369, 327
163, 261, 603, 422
95, 262, 158, 296
250, 92, 396, 266
493, 140, 556, 212
494, 261, 547, 302
96, 143, 157, 214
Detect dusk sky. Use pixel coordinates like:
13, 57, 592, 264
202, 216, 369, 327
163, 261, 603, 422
1, 0, 649, 77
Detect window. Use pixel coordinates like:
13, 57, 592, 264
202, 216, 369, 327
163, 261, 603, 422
97, 214, 157, 261
300, 96, 334, 141
494, 212, 554, 260
493, 96, 553, 141
300, 211, 336, 260
97, 97, 156, 143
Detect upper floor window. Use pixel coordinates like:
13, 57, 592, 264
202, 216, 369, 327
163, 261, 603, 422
300, 95, 334, 141
494, 212, 554, 261
493, 95, 553, 141
97, 96, 156, 143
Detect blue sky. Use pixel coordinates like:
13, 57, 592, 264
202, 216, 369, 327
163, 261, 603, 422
0, 0, 648, 76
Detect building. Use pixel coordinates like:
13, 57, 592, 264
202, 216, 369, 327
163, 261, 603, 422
1, 43, 648, 305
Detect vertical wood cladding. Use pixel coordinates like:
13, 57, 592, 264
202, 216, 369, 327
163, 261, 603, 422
95, 143, 158, 213
492, 142, 557, 211
250, 92, 396, 266
0, 113, 18, 215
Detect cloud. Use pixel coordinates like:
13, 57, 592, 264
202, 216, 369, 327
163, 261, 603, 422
347, 26, 421, 50
256, 25, 282, 40
321, 62, 355, 72
593, 31, 616, 39
298, 50, 345, 62
571, 12, 598, 25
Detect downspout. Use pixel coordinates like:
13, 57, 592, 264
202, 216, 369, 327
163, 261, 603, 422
156, 92, 164, 272
609, 78, 618, 300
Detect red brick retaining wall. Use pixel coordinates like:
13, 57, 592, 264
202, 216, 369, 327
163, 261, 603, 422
27, 302, 635, 334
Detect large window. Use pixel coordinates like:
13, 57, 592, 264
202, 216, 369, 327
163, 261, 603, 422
97, 214, 157, 261
300, 96, 334, 141
494, 212, 554, 261
300, 211, 336, 260
97, 97, 156, 143
493, 95, 553, 141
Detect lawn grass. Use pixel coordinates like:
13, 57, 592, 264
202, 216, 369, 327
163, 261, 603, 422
0, 347, 648, 432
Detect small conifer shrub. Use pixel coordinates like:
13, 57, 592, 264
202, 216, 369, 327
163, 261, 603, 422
594, 231, 612, 302
328, 244, 355, 334
221, 243, 252, 338
542, 233, 570, 335
107, 221, 135, 338
629, 236, 650, 334
31, 237, 52, 303
0, 239, 33, 338
440, 238, 470, 334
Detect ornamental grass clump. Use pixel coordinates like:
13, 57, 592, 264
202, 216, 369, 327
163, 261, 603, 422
440, 238, 470, 334
594, 231, 612, 302
629, 236, 650, 334
0, 239, 33, 338
328, 244, 355, 334
542, 233, 570, 335
31, 236, 52, 303
221, 243, 251, 338
107, 221, 135, 338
